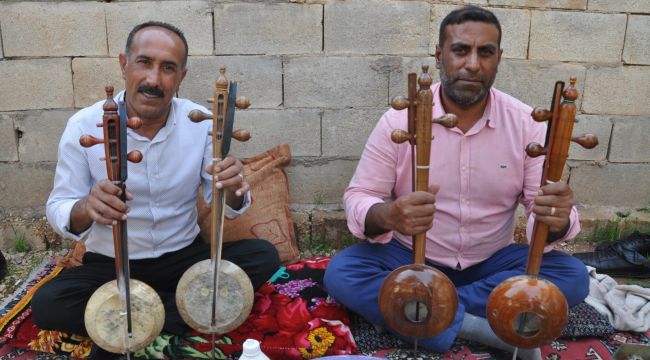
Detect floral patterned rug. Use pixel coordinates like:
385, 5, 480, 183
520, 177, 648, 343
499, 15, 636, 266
1, 257, 649, 359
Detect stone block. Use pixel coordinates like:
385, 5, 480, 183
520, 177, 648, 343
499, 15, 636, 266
214, 3, 321, 55
73, 58, 124, 108
286, 158, 358, 204
322, 109, 386, 157
588, 0, 650, 13
291, 210, 311, 252
609, 116, 650, 163
430, 5, 530, 60
325, 0, 430, 55
106, 1, 213, 56
569, 115, 612, 161
0, 115, 17, 162
228, 109, 321, 158
284, 57, 389, 108
529, 11, 626, 63
494, 60, 586, 110
311, 209, 357, 251
0, 2, 106, 57
0, 220, 51, 252
570, 163, 650, 207
181, 56, 282, 109
0, 163, 56, 213
0, 59, 73, 111
16, 110, 74, 163
488, 0, 586, 9
583, 66, 650, 115
623, 15, 650, 65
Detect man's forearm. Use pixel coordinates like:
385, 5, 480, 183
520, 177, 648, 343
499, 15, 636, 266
225, 191, 244, 211
69, 197, 93, 235
364, 202, 393, 236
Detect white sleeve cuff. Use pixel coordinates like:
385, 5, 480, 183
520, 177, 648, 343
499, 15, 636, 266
225, 191, 251, 220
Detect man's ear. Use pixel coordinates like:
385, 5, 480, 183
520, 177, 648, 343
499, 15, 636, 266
118, 53, 127, 80
435, 45, 442, 69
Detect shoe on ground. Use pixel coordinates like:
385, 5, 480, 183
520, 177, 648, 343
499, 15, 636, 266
595, 231, 650, 255
573, 244, 650, 278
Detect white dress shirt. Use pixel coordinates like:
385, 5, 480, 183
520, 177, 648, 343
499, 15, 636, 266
47, 91, 250, 259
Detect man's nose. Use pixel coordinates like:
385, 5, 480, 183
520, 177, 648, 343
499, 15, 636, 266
145, 67, 162, 86
465, 51, 480, 72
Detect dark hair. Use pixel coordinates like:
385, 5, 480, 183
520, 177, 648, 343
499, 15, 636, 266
125, 21, 189, 67
439, 6, 502, 47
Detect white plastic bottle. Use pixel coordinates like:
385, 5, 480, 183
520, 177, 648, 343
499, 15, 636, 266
239, 339, 270, 360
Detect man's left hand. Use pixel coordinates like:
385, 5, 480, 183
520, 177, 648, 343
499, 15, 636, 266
534, 181, 573, 234
205, 155, 249, 209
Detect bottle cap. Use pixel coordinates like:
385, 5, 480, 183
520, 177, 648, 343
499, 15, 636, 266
242, 339, 261, 355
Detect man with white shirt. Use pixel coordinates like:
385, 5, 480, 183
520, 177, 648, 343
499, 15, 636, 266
32, 21, 280, 337
324, 6, 588, 360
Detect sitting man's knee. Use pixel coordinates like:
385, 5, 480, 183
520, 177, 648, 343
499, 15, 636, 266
564, 256, 590, 305
31, 284, 55, 328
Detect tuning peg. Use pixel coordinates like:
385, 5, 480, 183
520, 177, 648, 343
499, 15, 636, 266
391, 96, 410, 110
206, 98, 213, 104
418, 64, 433, 90
391, 129, 413, 144
433, 113, 458, 128
525, 142, 546, 157
79, 135, 104, 148
232, 129, 251, 142
188, 109, 212, 123
127, 150, 143, 163
235, 96, 250, 109
531, 107, 552, 122
572, 133, 599, 149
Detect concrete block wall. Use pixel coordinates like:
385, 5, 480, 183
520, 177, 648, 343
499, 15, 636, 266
1, 0, 649, 247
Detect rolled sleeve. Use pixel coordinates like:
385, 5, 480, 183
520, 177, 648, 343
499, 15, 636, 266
526, 207, 581, 252
224, 191, 251, 219
46, 115, 94, 240
343, 109, 402, 244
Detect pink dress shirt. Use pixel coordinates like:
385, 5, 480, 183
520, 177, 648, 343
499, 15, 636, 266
344, 83, 580, 270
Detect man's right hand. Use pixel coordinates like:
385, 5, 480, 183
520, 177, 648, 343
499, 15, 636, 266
69, 179, 132, 234
364, 184, 439, 236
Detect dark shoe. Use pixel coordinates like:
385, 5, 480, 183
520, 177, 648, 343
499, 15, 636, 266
0, 251, 6, 280
595, 231, 650, 254
573, 245, 650, 278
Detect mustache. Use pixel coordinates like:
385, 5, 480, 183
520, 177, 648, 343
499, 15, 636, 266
137, 85, 164, 98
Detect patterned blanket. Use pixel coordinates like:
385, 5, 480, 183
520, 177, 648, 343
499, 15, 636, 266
1, 257, 649, 359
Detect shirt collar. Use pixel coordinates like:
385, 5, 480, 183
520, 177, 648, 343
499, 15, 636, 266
432, 83, 498, 134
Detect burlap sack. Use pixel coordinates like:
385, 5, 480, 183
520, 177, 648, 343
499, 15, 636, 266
198, 143, 299, 264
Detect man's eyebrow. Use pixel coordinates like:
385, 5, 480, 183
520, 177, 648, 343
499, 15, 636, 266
162, 60, 179, 67
450, 42, 470, 48
478, 44, 498, 51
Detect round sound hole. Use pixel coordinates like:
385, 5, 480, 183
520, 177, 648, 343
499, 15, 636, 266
404, 301, 429, 323
513, 312, 542, 338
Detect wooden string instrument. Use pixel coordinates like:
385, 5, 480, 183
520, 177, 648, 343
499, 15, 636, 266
175, 66, 254, 345
378, 65, 459, 339
486, 77, 598, 348
81, 86, 165, 354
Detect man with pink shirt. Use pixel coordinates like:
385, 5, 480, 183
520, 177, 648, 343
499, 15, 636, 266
324, 6, 588, 360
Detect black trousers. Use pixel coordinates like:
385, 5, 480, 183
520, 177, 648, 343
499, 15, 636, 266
32, 238, 280, 336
